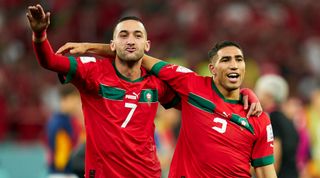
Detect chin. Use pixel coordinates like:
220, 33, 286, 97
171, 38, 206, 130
127, 58, 141, 62
227, 84, 241, 91
126, 54, 143, 61
120, 56, 140, 62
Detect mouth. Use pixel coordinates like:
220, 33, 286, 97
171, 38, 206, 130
126, 47, 136, 53
227, 73, 240, 82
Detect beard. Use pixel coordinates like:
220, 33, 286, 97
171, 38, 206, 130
116, 49, 144, 62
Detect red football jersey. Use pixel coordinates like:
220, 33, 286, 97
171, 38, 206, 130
151, 61, 274, 178
60, 56, 180, 178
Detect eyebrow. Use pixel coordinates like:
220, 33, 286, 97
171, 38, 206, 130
220, 54, 243, 60
119, 30, 144, 35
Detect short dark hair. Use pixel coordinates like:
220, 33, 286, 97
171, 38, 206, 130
113, 16, 147, 38
117, 16, 143, 24
208, 41, 242, 61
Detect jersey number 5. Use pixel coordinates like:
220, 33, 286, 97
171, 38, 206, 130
121, 103, 137, 128
212, 117, 227, 133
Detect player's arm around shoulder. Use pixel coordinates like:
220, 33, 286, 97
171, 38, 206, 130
56, 43, 115, 58
141, 54, 162, 71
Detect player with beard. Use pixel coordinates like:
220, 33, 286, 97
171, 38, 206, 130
26, 4, 180, 178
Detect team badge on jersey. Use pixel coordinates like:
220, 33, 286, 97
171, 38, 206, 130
144, 90, 153, 106
266, 124, 274, 142
80, 56, 96, 63
146, 93, 152, 102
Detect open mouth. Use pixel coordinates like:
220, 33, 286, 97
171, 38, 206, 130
227, 73, 240, 82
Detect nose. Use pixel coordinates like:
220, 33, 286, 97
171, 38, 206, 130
230, 59, 238, 69
126, 35, 135, 45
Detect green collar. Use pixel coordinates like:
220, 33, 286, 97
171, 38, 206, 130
211, 79, 243, 104
113, 61, 145, 83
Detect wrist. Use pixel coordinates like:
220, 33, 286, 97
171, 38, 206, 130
32, 31, 47, 43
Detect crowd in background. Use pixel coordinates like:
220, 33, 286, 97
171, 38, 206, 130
0, 0, 320, 177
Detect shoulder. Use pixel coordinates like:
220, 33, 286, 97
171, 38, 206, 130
258, 112, 270, 119
256, 112, 272, 124
249, 112, 271, 130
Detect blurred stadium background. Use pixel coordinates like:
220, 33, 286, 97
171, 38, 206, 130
0, 0, 320, 177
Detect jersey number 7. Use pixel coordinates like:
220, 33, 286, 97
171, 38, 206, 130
121, 102, 137, 128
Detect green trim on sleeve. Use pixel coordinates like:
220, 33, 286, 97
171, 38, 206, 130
162, 95, 181, 109
150, 61, 168, 76
64, 56, 77, 84
252, 155, 274, 167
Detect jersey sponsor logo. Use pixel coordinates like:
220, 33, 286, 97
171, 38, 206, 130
176, 66, 193, 73
80, 56, 96, 63
125, 94, 137, 100
125, 92, 140, 100
133, 92, 140, 98
266, 124, 274, 142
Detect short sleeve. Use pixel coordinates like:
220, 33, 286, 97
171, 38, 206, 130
58, 56, 99, 92
251, 113, 275, 167
150, 61, 197, 97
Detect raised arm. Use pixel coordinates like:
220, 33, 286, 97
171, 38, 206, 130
26, 4, 70, 74
56, 42, 115, 57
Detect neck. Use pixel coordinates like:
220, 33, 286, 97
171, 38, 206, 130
213, 79, 240, 100
115, 58, 142, 81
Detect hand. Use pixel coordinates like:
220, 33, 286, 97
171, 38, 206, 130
26, 4, 50, 34
56, 42, 88, 55
241, 88, 262, 118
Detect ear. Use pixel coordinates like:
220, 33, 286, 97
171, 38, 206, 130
208, 63, 215, 76
144, 40, 151, 52
110, 40, 116, 52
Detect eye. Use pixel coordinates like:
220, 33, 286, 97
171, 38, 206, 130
119, 32, 128, 38
220, 57, 229, 62
136, 33, 143, 38
236, 57, 244, 62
